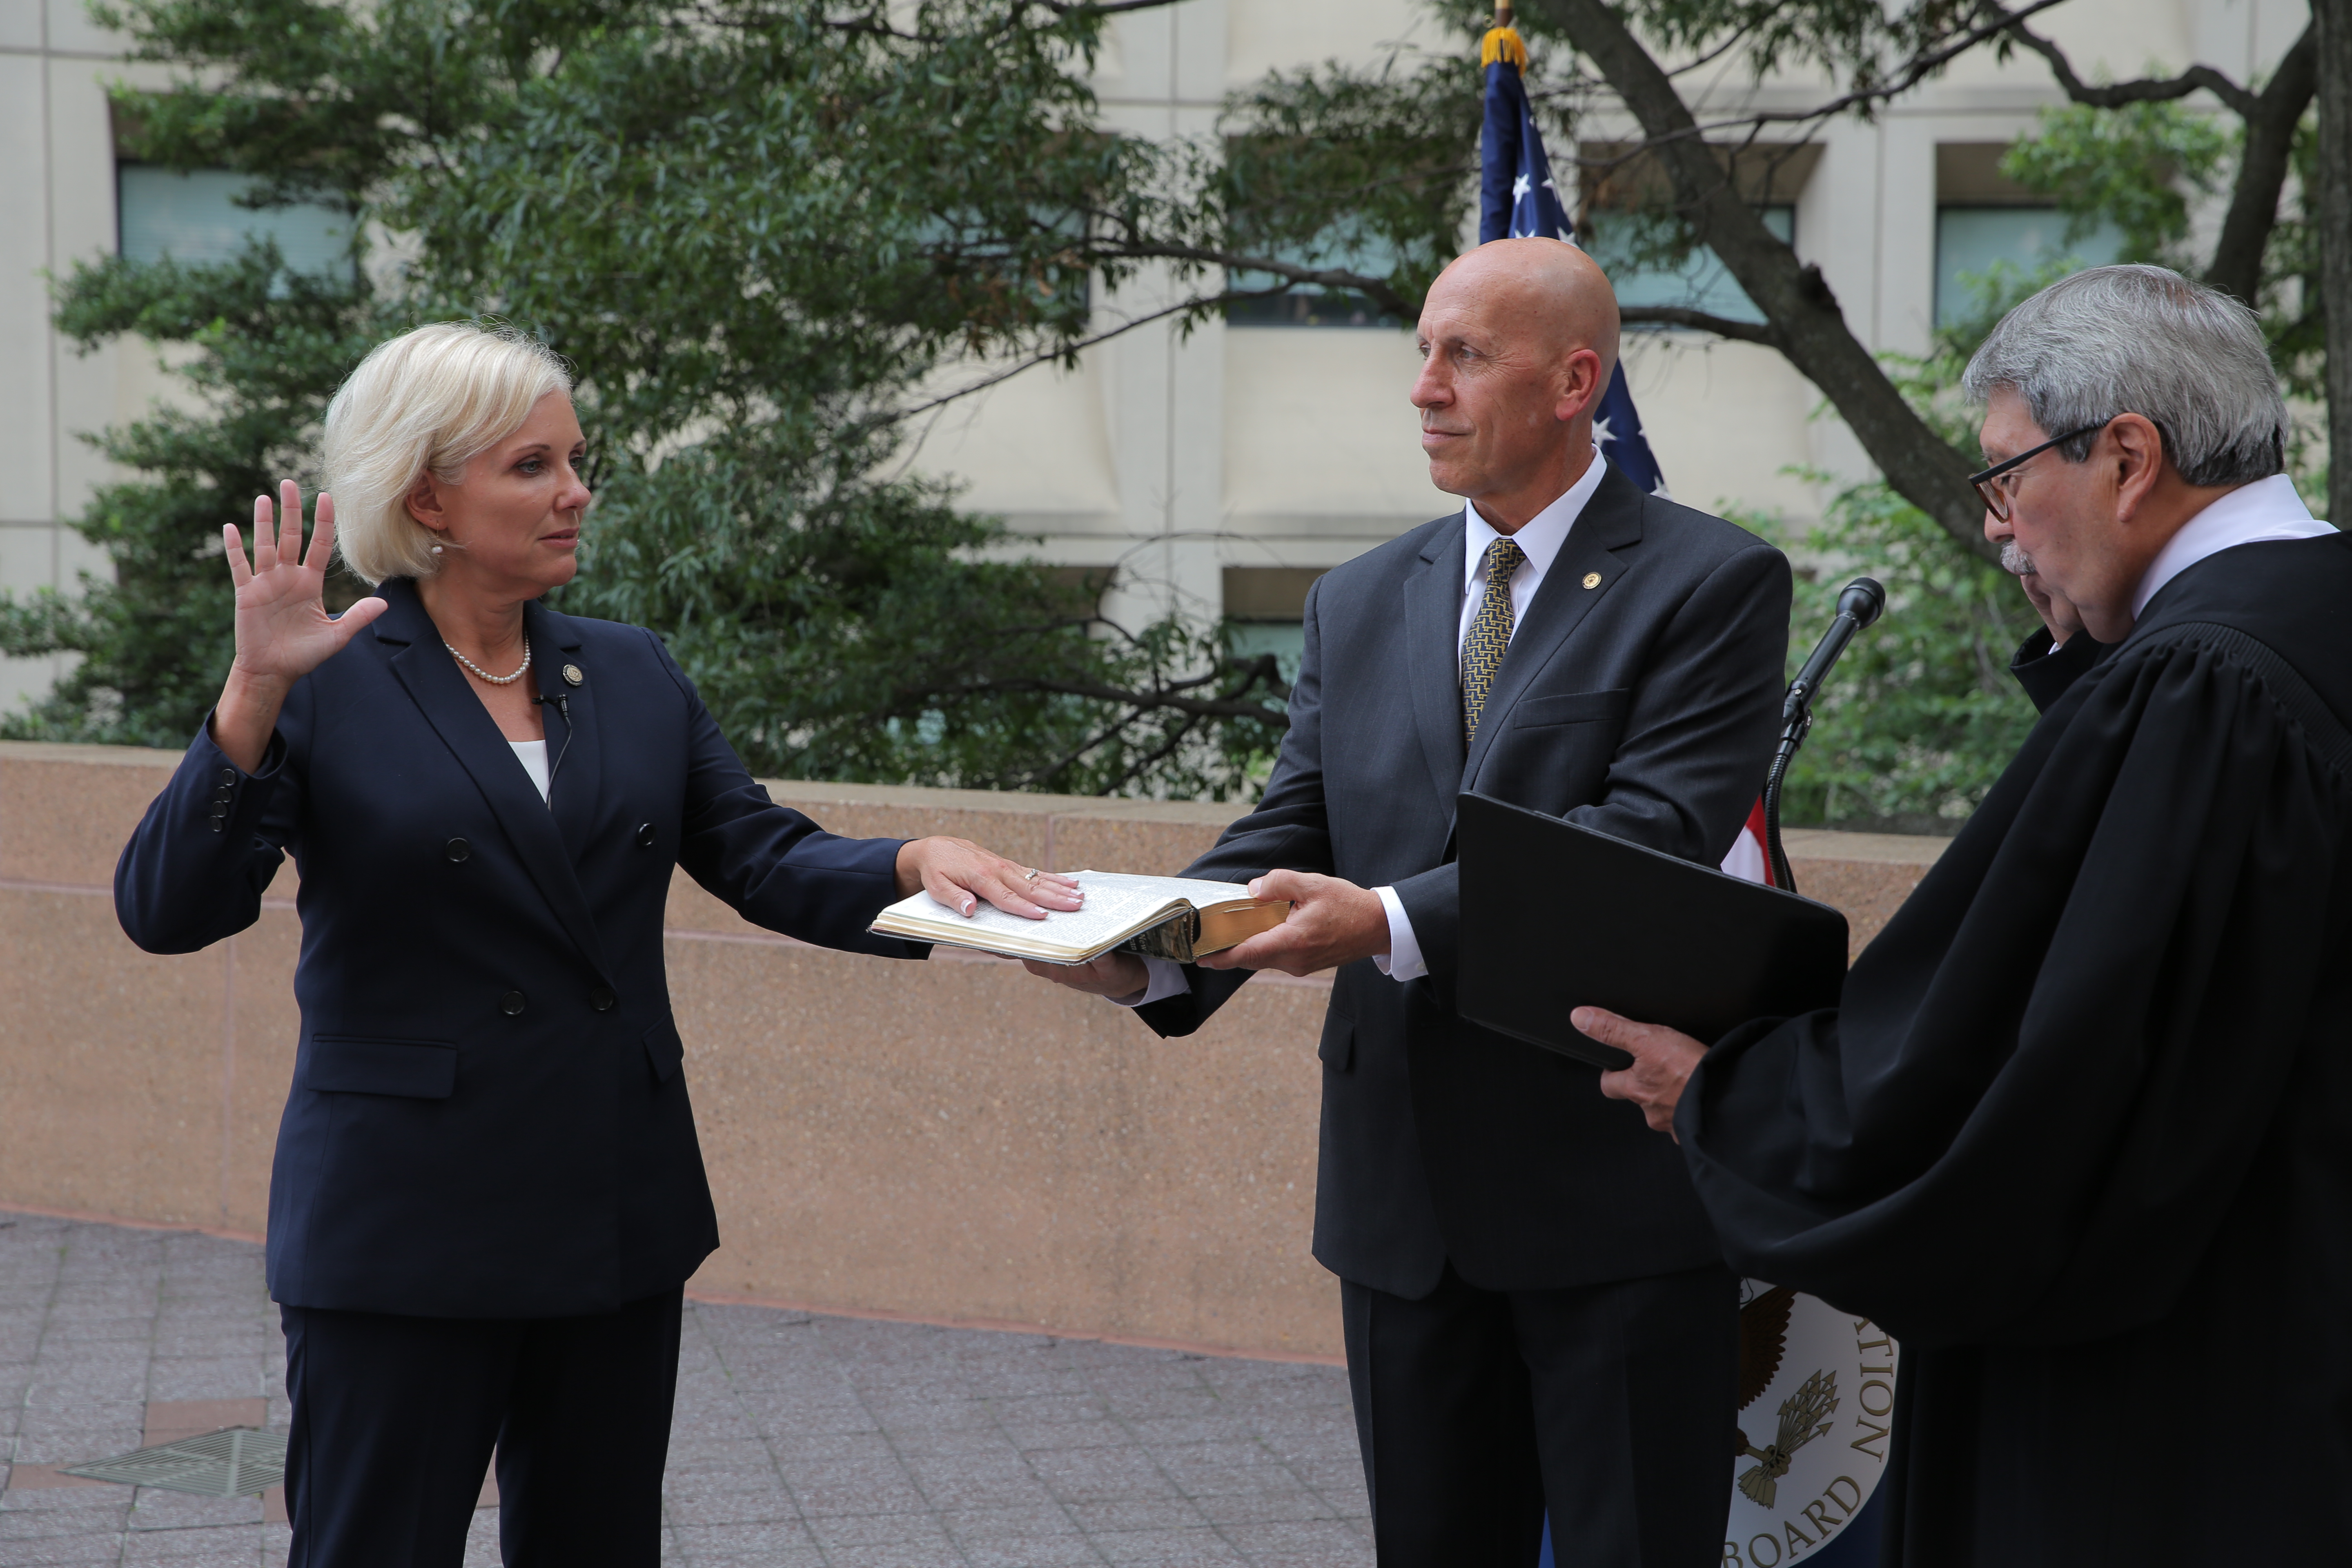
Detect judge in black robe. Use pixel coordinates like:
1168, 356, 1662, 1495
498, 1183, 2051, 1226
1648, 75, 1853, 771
1576, 265, 2352, 1565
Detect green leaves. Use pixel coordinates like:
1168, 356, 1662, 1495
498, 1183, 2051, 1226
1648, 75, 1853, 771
3, 241, 386, 745
2000, 100, 2233, 268
1756, 485, 2041, 831
15, 0, 1289, 794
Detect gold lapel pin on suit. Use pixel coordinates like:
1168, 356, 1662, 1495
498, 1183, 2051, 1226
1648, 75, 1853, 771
1582, 572, 1601, 589
562, 664, 584, 686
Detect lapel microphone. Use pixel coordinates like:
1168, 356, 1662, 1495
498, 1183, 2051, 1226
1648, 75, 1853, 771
533, 691, 575, 790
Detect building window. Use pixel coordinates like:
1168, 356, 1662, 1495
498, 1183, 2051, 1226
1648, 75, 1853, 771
1932, 144, 2122, 329
1584, 205, 1794, 328
116, 166, 352, 274
1933, 209, 2122, 328
1222, 566, 1327, 681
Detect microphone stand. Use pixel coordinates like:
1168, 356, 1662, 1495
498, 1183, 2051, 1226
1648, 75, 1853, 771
1764, 578, 1886, 895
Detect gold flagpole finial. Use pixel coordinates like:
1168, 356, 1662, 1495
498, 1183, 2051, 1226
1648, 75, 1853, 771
1481, 7, 1527, 69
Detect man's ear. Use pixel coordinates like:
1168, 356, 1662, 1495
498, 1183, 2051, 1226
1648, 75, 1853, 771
1556, 346, 1606, 424
2109, 414, 2168, 523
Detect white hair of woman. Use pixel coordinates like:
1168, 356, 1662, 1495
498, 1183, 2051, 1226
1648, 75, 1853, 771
322, 321, 573, 586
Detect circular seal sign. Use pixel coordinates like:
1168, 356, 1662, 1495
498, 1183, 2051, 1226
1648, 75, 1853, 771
1722, 1281, 1901, 1567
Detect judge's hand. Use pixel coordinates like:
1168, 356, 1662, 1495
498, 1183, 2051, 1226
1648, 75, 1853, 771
1195, 870, 1386, 978
1988, 506, 2085, 648
1022, 951, 1151, 1001
895, 838, 1082, 921
2018, 570, 2087, 649
1581, 1007, 1708, 1142
212, 482, 390, 773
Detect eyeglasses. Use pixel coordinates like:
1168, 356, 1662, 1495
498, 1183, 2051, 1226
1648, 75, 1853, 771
1968, 421, 2111, 521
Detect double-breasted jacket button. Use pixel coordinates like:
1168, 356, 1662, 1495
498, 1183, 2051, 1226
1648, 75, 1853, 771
500, 991, 527, 1016
588, 986, 617, 1012
635, 822, 657, 849
445, 838, 470, 863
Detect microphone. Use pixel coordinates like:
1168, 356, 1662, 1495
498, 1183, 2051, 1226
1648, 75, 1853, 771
1762, 578, 1886, 894
1782, 577, 1885, 725
533, 691, 575, 788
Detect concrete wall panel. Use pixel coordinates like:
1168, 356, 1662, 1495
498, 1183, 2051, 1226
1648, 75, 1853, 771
0, 886, 224, 1224
0, 741, 1947, 1358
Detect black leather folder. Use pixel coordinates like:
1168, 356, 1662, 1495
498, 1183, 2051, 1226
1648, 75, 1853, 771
1455, 793, 1850, 1070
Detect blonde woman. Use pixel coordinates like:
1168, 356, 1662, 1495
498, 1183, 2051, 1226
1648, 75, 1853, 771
114, 321, 1078, 1567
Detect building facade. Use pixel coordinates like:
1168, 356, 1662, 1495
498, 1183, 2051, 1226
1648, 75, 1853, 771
1, 0, 2312, 715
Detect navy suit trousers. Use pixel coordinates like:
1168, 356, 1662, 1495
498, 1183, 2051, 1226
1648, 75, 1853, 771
280, 1290, 683, 1568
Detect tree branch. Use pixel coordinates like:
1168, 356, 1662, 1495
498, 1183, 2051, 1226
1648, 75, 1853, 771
1531, 0, 1999, 564
1038, 0, 1195, 13
886, 296, 1207, 424
2206, 22, 2317, 303
2312, 0, 2352, 528
2001, 13, 2260, 117
798, 0, 1189, 45
1093, 240, 1413, 317
887, 245, 1412, 425
1650, 0, 2074, 144
1619, 305, 1776, 343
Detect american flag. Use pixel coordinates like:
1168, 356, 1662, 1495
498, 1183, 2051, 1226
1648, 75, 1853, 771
1477, 25, 1667, 497
1477, 22, 1773, 892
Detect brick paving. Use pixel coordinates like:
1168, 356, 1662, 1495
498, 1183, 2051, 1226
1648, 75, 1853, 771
0, 1211, 1372, 1567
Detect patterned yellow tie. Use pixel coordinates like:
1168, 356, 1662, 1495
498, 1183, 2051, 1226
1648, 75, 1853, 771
1461, 537, 1526, 744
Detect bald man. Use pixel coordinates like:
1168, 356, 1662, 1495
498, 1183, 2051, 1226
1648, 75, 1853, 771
1030, 241, 1791, 1564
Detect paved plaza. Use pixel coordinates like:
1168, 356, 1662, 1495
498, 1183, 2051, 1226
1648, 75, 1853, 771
0, 1211, 1373, 1567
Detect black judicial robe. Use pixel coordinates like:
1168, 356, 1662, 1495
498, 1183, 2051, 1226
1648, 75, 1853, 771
1677, 535, 2352, 1565
2006, 624, 2105, 713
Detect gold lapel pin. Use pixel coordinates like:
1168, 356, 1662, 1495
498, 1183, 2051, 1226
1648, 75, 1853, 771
562, 664, 584, 687
1581, 571, 1602, 590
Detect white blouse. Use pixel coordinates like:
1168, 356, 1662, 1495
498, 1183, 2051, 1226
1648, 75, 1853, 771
509, 739, 551, 803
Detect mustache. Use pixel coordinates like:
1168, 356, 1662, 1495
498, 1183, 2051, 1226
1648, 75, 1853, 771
2000, 541, 2036, 577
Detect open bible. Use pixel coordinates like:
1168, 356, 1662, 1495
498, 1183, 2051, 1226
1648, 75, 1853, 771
870, 870, 1290, 965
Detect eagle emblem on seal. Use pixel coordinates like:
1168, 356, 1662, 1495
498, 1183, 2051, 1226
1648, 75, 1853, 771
1733, 1285, 1840, 1508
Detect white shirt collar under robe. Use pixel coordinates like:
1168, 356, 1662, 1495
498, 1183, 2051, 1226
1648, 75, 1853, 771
2132, 473, 2336, 620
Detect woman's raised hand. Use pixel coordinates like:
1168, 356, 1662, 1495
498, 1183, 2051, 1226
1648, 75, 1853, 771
225, 482, 387, 686
209, 482, 388, 773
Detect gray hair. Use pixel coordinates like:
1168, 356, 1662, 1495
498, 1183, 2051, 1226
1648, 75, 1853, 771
1962, 264, 2286, 487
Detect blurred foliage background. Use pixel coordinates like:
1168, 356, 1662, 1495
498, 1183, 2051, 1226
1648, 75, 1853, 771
0, 0, 2323, 824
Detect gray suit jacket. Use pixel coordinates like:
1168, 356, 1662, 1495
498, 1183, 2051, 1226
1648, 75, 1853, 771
1138, 462, 1791, 1297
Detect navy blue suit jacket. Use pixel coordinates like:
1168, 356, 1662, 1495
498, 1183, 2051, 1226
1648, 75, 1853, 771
116, 579, 926, 1318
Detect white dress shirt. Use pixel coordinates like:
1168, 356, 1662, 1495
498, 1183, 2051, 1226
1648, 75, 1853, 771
1117, 450, 1609, 1007
2131, 473, 2335, 619
510, 739, 552, 803
1373, 450, 1610, 982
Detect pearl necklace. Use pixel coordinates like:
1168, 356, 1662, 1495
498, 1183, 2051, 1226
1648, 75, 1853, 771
443, 633, 530, 686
